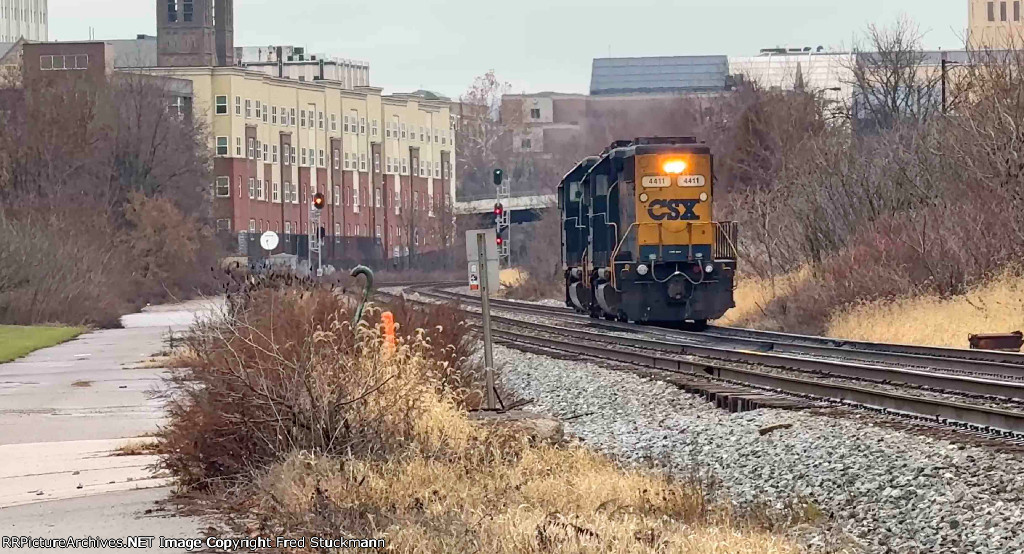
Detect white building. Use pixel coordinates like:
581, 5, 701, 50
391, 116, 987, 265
235, 45, 369, 90
729, 48, 855, 106
0, 0, 47, 42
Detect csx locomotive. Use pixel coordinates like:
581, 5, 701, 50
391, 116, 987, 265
559, 137, 738, 329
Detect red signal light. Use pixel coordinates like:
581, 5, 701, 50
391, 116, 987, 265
496, 236, 504, 246
494, 203, 504, 216
312, 192, 326, 210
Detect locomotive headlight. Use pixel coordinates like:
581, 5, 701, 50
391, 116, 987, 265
699, 192, 709, 202
639, 193, 649, 202
704, 263, 715, 274
637, 264, 650, 276
662, 160, 687, 174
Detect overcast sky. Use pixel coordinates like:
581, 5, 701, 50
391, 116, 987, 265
51, 1, 967, 98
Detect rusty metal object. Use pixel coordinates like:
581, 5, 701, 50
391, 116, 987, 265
969, 332, 1024, 352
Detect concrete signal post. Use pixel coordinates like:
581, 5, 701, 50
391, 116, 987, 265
466, 229, 501, 410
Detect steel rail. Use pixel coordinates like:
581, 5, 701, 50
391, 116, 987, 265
490, 322, 1024, 436
409, 287, 1024, 380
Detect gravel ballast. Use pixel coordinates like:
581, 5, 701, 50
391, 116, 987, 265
495, 343, 1024, 553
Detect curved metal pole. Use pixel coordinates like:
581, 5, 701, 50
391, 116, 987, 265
350, 265, 374, 327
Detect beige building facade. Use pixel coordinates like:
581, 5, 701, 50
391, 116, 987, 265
147, 65, 456, 260
969, 0, 1024, 48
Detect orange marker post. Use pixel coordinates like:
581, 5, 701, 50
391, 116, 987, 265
381, 311, 396, 354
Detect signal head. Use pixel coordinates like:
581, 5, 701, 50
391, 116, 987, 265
493, 168, 504, 186
494, 203, 504, 216
312, 192, 326, 210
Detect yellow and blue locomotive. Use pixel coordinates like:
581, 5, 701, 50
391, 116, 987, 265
559, 137, 738, 329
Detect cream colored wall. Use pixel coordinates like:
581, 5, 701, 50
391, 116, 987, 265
969, 0, 1024, 48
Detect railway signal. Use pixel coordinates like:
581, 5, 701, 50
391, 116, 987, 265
493, 168, 504, 186
312, 192, 326, 210
493, 168, 511, 266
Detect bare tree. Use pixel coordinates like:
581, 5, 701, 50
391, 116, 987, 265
846, 17, 942, 131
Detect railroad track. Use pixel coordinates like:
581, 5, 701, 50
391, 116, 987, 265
383, 283, 1024, 440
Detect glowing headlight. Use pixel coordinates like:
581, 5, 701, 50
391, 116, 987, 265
699, 192, 709, 202
662, 160, 687, 174
639, 193, 649, 202
704, 263, 715, 274
637, 264, 650, 276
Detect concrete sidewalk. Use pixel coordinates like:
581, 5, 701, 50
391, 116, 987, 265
0, 299, 222, 552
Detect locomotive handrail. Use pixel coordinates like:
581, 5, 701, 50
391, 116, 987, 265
609, 221, 739, 289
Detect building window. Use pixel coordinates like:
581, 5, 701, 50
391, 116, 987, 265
360, 153, 367, 171
521, 138, 532, 150
436, 161, 442, 178
255, 101, 262, 120
301, 148, 307, 166
372, 119, 379, 136
353, 185, 360, 212
344, 152, 351, 170
215, 176, 230, 197
290, 146, 297, 165
333, 149, 340, 169
257, 179, 264, 200
331, 114, 337, 131
319, 149, 325, 167
167, 0, 177, 22
273, 182, 280, 203
343, 115, 350, 133
272, 145, 278, 163
262, 143, 268, 162
375, 188, 382, 208
285, 221, 292, 235
271, 106, 278, 124
1002, 1, 1008, 20
374, 153, 381, 172
183, 0, 194, 22
216, 136, 228, 156
235, 137, 242, 156
215, 96, 228, 115
300, 110, 307, 128
375, 225, 381, 238
401, 123, 407, 139
360, 117, 366, 134
245, 99, 251, 118
247, 138, 255, 159
990, 1, 997, 20
401, 159, 408, 174
530, 108, 541, 119
1016, 0, 1021, 20
39, 54, 88, 71
216, 219, 231, 231
234, 96, 241, 115
248, 178, 255, 200
290, 108, 296, 126
334, 186, 341, 206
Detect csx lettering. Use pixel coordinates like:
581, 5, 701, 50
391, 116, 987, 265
647, 199, 700, 221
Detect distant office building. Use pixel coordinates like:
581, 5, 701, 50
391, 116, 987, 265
0, 0, 47, 42
236, 45, 369, 89
969, 0, 1024, 48
730, 48, 854, 104
108, 34, 158, 68
590, 56, 732, 95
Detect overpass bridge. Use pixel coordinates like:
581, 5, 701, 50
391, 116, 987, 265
454, 194, 556, 224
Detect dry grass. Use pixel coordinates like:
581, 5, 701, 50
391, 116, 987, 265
717, 268, 811, 328
115, 439, 160, 456
251, 445, 799, 554
827, 270, 1024, 348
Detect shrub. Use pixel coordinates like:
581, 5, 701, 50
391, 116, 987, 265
159, 281, 478, 488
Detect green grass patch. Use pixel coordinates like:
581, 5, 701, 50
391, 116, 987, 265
0, 325, 86, 364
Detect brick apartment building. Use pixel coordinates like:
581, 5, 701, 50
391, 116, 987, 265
143, 0, 456, 263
